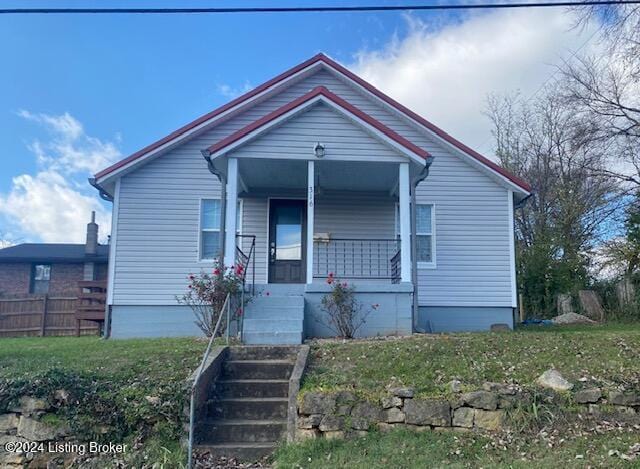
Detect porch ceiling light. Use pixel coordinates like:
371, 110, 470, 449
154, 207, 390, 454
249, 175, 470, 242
314, 142, 325, 158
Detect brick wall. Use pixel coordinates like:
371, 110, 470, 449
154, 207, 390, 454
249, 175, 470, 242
49, 263, 84, 296
0, 262, 86, 297
0, 263, 31, 297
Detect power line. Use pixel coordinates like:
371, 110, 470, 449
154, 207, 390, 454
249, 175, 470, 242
1, 1, 639, 15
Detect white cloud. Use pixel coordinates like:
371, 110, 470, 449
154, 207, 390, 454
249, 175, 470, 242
216, 81, 253, 99
0, 111, 120, 243
17, 110, 120, 174
0, 171, 111, 243
351, 9, 603, 155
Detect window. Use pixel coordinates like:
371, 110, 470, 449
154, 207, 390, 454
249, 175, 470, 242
395, 203, 435, 267
416, 204, 435, 266
30, 264, 51, 294
200, 199, 243, 260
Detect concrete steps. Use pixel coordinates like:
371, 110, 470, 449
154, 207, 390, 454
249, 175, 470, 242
196, 442, 278, 461
194, 346, 298, 462
242, 294, 304, 345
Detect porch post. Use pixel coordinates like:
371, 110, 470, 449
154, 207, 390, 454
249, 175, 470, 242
224, 157, 238, 268
306, 160, 315, 284
399, 162, 411, 282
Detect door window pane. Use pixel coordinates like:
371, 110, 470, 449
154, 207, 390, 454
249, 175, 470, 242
275, 205, 302, 260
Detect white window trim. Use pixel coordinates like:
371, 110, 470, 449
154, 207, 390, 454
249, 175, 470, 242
416, 203, 436, 269
198, 198, 243, 262
397, 202, 436, 269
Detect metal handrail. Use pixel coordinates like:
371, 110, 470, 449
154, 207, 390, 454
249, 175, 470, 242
235, 234, 256, 341
187, 292, 231, 469
313, 237, 401, 280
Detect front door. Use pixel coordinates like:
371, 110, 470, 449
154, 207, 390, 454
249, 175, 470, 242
268, 199, 306, 283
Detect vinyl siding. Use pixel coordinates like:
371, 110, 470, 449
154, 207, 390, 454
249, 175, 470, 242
229, 102, 406, 163
415, 153, 513, 307
110, 66, 514, 309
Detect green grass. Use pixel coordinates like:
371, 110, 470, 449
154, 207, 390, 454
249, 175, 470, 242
0, 336, 205, 381
302, 324, 640, 399
273, 428, 640, 468
0, 336, 208, 468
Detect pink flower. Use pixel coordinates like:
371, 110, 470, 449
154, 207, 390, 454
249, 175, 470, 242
213, 268, 220, 275
188, 274, 195, 280
326, 277, 334, 285
342, 282, 348, 287
265, 291, 270, 296
188, 285, 192, 289
372, 303, 380, 310
237, 307, 243, 316
328, 272, 334, 277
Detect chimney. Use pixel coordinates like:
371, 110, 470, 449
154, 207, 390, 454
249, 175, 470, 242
85, 211, 99, 255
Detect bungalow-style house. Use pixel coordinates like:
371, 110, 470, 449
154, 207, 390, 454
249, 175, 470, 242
0, 213, 108, 297
91, 53, 531, 343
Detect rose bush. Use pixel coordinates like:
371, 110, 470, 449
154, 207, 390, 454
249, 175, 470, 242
176, 259, 245, 337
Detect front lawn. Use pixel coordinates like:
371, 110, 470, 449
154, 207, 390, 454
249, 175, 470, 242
0, 336, 204, 467
1, 325, 639, 467
301, 324, 640, 399
274, 427, 640, 468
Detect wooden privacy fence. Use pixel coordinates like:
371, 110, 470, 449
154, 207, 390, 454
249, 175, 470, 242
0, 294, 100, 338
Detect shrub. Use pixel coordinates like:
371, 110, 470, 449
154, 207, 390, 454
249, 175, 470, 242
176, 259, 245, 337
319, 274, 373, 339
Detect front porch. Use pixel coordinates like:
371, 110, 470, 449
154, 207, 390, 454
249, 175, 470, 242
226, 157, 414, 288
221, 157, 416, 344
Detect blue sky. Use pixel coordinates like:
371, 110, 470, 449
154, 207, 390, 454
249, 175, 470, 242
0, 1, 600, 243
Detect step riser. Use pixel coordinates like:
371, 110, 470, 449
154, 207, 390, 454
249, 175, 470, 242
209, 401, 288, 420
216, 381, 289, 398
197, 422, 286, 443
223, 362, 293, 380
243, 319, 302, 331
228, 346, 299, 361
244, 332, 302, 345
195, 444, 275, 462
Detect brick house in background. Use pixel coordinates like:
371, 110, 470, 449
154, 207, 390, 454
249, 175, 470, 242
0, 213, 108, 297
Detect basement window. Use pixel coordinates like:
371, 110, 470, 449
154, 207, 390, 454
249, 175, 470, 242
30, 264, 51, 294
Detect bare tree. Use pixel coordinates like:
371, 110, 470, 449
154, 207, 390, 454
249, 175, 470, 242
561, 3, 640, 187
486, 87, 622, 315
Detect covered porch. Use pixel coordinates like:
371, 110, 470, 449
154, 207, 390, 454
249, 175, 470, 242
223, 157, 415, 287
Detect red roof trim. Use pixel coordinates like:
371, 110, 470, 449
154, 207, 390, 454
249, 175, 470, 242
95, 52, 530, 192
205, 86, 431, 160
94, 53, 326, 179
314, 55, 532, 192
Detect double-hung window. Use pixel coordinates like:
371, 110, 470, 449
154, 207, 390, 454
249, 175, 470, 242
395, 203, 435, 267
416, 204, 435, 267
200, 199, 242, 261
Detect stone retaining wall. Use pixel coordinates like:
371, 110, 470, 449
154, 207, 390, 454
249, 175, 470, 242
296, 383, 640, 440
1, 394, 73, 467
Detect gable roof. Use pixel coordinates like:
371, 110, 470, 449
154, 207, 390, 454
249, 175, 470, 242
94, 53, 530, 194
203, 86, 431, 163
0, 243, 109, 263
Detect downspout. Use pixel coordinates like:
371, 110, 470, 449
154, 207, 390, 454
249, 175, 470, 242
511, 191, 533, 325
410, 159, 433, 334
88, 177, 114, 338
201, 151, 227, 262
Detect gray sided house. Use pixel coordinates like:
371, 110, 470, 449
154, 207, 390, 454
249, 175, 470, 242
91, 53, 531, 343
